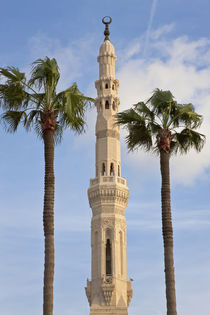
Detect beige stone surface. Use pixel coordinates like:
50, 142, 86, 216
86, 36, 133, 315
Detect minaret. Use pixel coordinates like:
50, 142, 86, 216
86, 17, 133, 315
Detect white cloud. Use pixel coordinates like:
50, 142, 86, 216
117, 28, 210, 184
151, 24, 175, 40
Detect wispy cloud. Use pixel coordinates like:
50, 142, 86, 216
143, 0, 159, 57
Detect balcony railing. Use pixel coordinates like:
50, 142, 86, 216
89, 175, 126, 187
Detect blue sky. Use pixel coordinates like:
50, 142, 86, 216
0, 0, 210, 314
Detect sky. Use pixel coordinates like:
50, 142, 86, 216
0, 0, 210, 314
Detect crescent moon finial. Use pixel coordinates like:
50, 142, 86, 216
102, 16, 112, 41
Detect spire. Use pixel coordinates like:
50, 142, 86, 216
102, 16, 112, 41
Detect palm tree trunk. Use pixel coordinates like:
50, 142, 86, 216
160, 150, 177, 315
43, 129, 55, 315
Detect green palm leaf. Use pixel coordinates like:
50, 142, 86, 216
117, 89, 205, 156
1, 110, 27, 132
0, 57, 94, 140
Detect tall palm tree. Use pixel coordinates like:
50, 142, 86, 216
0, 57, 94, 315
116, 89, 205, 315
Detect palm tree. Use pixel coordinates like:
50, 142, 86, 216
0, 57, 94, 315
116, 89, 205, 315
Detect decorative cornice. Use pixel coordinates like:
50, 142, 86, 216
88, 185, 129, 208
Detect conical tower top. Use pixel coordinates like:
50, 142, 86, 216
102, 16, 112, 41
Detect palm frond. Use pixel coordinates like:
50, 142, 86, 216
0, 67, 26, 83
0, 67, 29, 109
149, 88, 174, 113
54, 124, 63, 144
29, 57, 60, 92
1, 110, 27, 132
116, 89, 205, 156
171, 129, 205, 154
117, 108, 153, 151
0, 58, 95, 143
0, 82, 27, 109
134, 101, 155, 121
117, 108, 146, 126
169, 103, 203, 129
126, 123, 153, 151
25, 110, 41, 131
33, 120, 43, 140
55, 82, 94, 134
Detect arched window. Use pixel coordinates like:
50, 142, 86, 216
105, 100, 109, 109
118, 165, 120, 176
112, 102, 116, 111
102, 163, 106, 176
106, 239, 112, 275
99, 102, 102, 111
110, 163, 114, 176
105, 83, 109, 89
112, 84, 115, 90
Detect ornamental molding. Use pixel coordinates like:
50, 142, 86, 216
88, 186, 129, 207
101, 275, 115, 306
102, 217, 115, 229
91, 217, 126, 232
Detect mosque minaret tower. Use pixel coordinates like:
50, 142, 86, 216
85, 17, 133, 315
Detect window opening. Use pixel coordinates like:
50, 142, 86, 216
106, 239, 112, 275
105, 83, 109, 89
102, 163, 106, 176
112, 102, 116, 111
105, 100, 109, 109
112, 84, 114, 90
99, 102, 102, 111
110, 163, 114, 176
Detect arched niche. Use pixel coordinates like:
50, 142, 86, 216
110, 163, 114, 176
105, 100, 109, 109
106, 239, 112, 276
102, 163, 106, 176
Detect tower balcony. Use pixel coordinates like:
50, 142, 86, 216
88, 175, 129, 210
89, 175, 127, 187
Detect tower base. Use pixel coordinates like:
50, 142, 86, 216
90, 307, 128, 315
